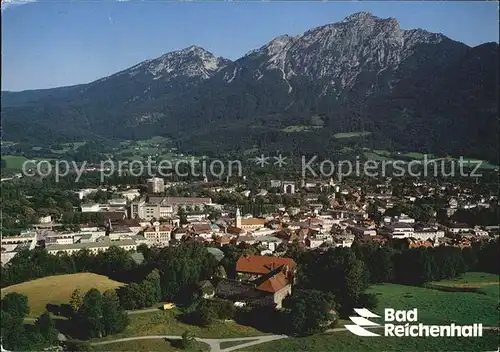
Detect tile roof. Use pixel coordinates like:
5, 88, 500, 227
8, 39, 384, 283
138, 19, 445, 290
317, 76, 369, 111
192, 223, 213, 233
241, 218, 266, 226
236, 255, 296, 275
144, 226, 172, 232
255, 272, 289, 293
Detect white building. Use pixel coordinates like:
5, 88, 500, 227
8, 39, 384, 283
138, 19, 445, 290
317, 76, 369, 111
80, 203, 101, 212
390, 223, 415, 238
46, 238, 137, 255
143, 222, 172, 246
38, 215, 52, 224
147, 177, 165, 194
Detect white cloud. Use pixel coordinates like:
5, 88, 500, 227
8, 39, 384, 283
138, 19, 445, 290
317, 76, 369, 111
1, 0, 38, 12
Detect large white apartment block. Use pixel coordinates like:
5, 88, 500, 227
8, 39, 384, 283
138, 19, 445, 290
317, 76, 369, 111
46, 238, 137, 255
131, 197, 212, 221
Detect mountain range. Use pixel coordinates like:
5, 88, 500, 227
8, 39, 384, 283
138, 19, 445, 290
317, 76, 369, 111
2, 12, 498, 161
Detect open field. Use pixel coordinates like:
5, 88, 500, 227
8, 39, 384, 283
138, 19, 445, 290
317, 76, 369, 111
1, 155, 29, 169
334, 131, 371, 139
427, 272, 499, 289
363, 151, 392, 161
1, 273, 125, 317
50, 141, 87, 154
245, 330, 499, 352
367, 272, 499, 326
1, 155, 54, 170
93, 309, 268, 342
93, 338, 209, 352
219, 339, 259, 349
282, 125, 323, 133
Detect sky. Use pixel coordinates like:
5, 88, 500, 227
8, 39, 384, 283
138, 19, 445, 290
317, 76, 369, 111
2, 1, 499, 91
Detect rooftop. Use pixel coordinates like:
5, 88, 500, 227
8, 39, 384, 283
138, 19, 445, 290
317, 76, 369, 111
236, 255, 296, 275
46, 238, 136, 251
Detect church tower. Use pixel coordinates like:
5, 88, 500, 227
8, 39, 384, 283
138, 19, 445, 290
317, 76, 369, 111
235, 207, 242, 228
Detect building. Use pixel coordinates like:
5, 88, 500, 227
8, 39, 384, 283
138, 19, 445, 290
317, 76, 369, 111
389, 223, 414, 238
38, 215, 52, 224
130, 196, 212, 221
1, 230, 37, 245
80, 203, 101, 212
46, 238, 137, 255
236, 255, 296, 281
347, 225, 377, 237
215, 255, 297, 309
147, 177, 165, 194
235, 208, 266, 231
143, 222, 172, 245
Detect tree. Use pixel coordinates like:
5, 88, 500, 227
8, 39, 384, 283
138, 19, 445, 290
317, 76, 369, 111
178, 207, 188, 225
181, 331, 196, 349
288, 289, 337, 336
144, 269, 162, 304
196, 304, 215, 327
1, 292, 30, 320
35, 311, 58, 344
70, 288, 84, 314
76, 288, 104, 339
101, 290, 129, 336
1, 311, 30, 351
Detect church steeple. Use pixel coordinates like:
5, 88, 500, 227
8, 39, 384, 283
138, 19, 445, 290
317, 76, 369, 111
235, 207, 242, 228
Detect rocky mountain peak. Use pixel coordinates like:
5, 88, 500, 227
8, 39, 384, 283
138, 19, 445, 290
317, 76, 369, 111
126, 45, 230, 80
342, 11, 378, 24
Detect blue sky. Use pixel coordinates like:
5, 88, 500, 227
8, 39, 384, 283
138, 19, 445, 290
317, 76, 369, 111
2, 1, 498, 91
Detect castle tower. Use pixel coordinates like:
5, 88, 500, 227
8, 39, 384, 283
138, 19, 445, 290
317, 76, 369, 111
235, 207, 242, 228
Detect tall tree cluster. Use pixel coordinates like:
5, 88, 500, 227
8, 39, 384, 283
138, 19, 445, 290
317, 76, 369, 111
1, 293, 58, 351
72, 288, 129, 340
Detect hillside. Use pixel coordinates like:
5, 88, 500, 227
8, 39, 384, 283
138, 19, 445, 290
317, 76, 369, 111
1, 273, 125, 317
2, 12, 498, 161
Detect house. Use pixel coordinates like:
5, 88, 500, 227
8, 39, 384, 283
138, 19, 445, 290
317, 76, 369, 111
232, 234, 256, 245
447, 223, 471, 234
213, 235, 231, 246
347, 225, 377, 237
253, 236, 282, 252
214, 266, 293, 309
235, 255, 296, 281
191, 223, 214, 239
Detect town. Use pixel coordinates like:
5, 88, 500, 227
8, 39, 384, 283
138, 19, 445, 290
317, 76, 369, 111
3, 175, 498, 266
1, 3, 499, 351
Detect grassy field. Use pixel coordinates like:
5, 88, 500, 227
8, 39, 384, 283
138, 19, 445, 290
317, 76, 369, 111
93, 338, 209, 352
93, 309, 268, 342
363, 151, 392, 161
282, 125, 323, 133
247, 272, 499, 352
245, 330, 499, 352
1, 155, 29, 169
219, 340, 259, 349
1, 273, 125, 317
367, 272, 499, 326
334, 131, 371, 139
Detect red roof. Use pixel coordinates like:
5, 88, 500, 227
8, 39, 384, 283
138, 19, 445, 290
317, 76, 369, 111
256, 272, 289, 293
236, 255, 296, 275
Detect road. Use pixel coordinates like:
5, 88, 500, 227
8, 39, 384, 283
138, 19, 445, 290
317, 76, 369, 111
91, 334, 288, 352
90, 326, 500, 352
